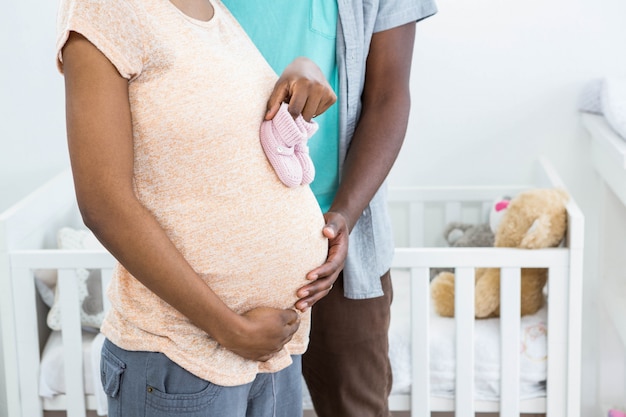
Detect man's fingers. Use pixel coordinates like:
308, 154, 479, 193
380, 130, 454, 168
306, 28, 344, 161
301, 96, 323, 122
295, 281, 335, 311
286, 94, 307, 119
265, 83, 290, 120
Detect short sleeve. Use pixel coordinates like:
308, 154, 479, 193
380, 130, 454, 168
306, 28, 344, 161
374, 0, 438, 33
56, 0, 144, 80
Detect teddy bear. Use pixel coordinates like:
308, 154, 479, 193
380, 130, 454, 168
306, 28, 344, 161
429, 222, 495, 281
430, 187, 569, 318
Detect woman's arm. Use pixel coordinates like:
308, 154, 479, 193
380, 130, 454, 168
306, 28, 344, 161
62, 31, 298, 361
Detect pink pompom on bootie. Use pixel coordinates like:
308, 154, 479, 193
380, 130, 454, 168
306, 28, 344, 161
260, 103, 318, 188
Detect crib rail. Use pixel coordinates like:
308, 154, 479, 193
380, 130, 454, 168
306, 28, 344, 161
386, 158, 583, 417
10, 250, 114, 417
390, 248, 570, 417
12, 249, 571, 417
388, 185, 531, 248
10, 234, 579, 417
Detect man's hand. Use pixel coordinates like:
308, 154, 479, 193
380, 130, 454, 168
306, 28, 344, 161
295, 211, 349, 312
219, 307, 300, 362
265, 57, 337, 122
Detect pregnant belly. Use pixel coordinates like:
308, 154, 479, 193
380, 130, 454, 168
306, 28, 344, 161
170, 184, 328, 313
136, 135, 329, 312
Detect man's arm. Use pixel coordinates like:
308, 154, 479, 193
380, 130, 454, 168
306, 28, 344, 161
331, 21, 416, 230
295, 21, 417, 310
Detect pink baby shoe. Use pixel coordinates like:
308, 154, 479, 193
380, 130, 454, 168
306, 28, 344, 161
260, 103, 318, 187
294, 116, 318, 185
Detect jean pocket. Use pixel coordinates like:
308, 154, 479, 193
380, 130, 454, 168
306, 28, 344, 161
145, 353, 221, 414
310, 0, 337, 39
146, 382, 221, 414
100, 344, 126, 398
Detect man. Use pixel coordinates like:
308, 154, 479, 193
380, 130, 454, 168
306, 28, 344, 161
223, 1, 437, 416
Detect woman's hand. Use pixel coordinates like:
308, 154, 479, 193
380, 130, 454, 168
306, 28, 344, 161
218, 307, 300, 362
265, 56, 337, 122
295, 211, 349, 312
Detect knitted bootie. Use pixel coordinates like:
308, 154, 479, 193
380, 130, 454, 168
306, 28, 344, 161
294, 115, 318, 185
260, 103, 318, 187
260, 103, 307, 187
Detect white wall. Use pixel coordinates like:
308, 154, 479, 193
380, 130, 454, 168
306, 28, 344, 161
2, 0, 626, 415
395, 0, 626, 189
0, 1, 69, 213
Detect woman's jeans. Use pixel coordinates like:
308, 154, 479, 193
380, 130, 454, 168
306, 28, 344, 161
101, 338, 302, 417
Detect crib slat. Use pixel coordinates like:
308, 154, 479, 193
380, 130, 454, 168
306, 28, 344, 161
409, 202, 425, 247
547, 265, 568, 417
454, 267, 475, 417
567, 245, 584, 417
58, 268, 87, 417
410, 267, 430, 417
444, 202, 462, 225
481, 201, 493, 220
500, 267, 521, 417
12, 266, 44, 417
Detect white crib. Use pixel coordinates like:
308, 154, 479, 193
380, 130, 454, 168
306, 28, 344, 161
0, 157, 583, 417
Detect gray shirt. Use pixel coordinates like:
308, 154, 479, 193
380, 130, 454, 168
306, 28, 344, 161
336, 0, 437, 298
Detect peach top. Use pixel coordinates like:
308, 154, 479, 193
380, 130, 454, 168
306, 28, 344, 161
56, 0, 327, 386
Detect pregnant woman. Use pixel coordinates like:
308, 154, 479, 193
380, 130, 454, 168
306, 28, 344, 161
56, 0, 338, 415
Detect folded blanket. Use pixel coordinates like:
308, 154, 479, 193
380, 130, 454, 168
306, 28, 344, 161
579, 77, 626, 140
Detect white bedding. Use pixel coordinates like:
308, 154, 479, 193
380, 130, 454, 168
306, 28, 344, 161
388, 306, 547, 400
388, 270, 547, 401
40, 330, 107, 415
39, 330, 98, 398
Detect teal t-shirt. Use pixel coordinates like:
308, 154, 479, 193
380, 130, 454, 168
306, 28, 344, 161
223, 0, 340, 212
